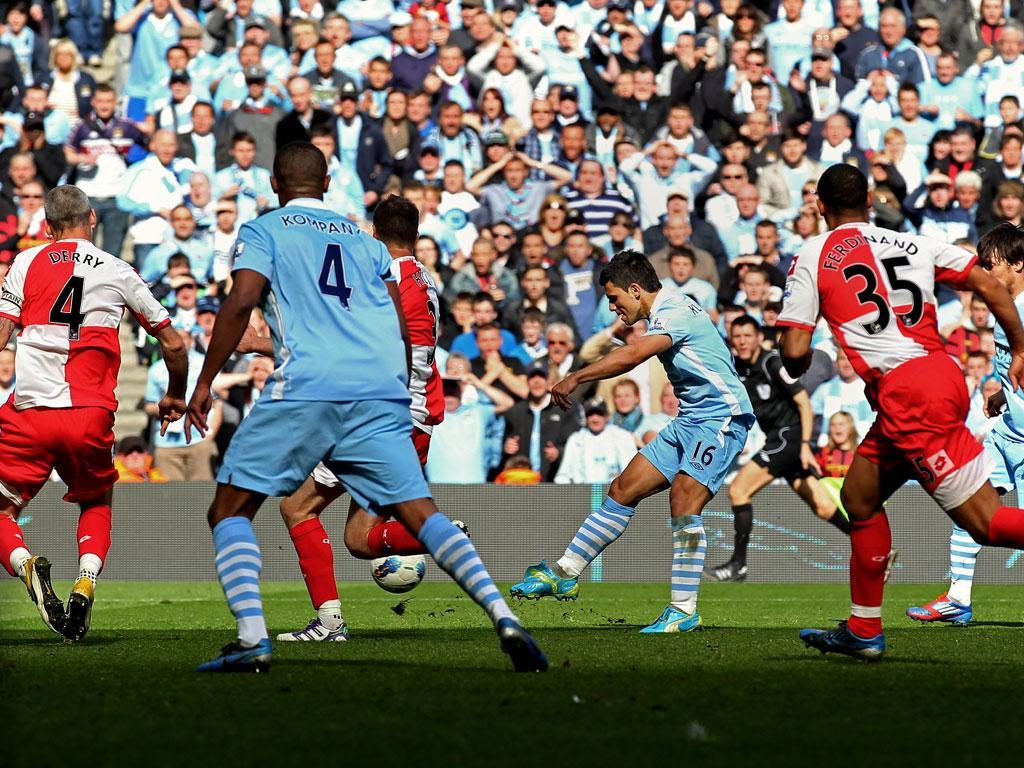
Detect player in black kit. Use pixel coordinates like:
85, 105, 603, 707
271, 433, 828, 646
705, 315, 850, 582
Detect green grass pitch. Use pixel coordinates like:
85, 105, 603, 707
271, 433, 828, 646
3, 581, 1024, 765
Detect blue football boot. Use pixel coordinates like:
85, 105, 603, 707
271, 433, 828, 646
906, 593, 973, 625
639, 605, 703, 634
197, 638, 273, 673
800, 621, 886, 662
497, 618, 548, 672
509, 561, 580, 601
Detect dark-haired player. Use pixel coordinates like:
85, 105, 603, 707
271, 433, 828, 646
908, 223, 1024, 625
778, 164, 1024, 661
184, 142, 546, 672
704, 314, 851, 584
510, 250, 756, 633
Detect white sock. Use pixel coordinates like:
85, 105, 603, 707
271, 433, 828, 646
78, 553, 102, 585
317, 599, 344, 628
10, 547, 30, 578
554, 553, 587, 579
947, 578, 972, 605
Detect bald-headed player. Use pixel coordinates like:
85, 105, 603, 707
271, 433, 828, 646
778, 164, 1024, 661
234, 194, 449, 643
184, 142, 546, 673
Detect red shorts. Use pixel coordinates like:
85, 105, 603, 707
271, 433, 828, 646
412, 425, 431, 468
857, 352, 991, 510
0, 402, 117, 506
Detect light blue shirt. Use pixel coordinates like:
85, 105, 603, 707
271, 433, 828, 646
142, 237, 215, 283
919, 76, 984, 132
213, 164, 277, 225
660, 275, 717, 314
425, 402, 494, 482
644, 289, 753, 423
145, 348, 209, 448
230, 198, 409, 404
994, 292, 1024, 439
763, 19, 816, 81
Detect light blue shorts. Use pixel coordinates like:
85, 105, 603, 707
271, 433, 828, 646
217, 398, 429, 512
640, 413, 753, 494
983, 421, 1024, 495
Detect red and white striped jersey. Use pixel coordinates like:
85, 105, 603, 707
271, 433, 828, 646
0, 239, 170, 411
777, 222, 976, 394
391, 255, 444, 432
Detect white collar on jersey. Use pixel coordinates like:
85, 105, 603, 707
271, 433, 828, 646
284, 197, 328, 210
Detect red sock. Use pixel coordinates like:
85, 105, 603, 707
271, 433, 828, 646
366, 521, 427, 556
0, 516, 28, 577
987, 506, 1024, 547
77, 504, 112, 564
289, 518, 338, 608
847, 512, 891, 638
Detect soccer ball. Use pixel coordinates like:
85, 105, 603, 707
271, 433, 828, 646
371, 554, 427, 593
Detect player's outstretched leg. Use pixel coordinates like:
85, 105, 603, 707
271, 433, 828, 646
511, 456, 669, 601
277, 477, 349, 642
907, 522, 977, 625
64, 497, 113, 642
510, 497, 634, 601
0, 507, 64, 633
198, 487, 272, 673
395, 500, 546, 672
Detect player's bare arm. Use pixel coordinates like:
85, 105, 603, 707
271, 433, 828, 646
236, 323, 274, 357
965, 264, 1024, 390
0, 315, 14, 350
154, 324, 189, 436
387, 279, 412, 379
185, 268, 268, 441
779, 326, 814, 379
551, 334, 672, 409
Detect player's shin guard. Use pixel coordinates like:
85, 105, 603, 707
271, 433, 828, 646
731, 503, 753, 566
288, 517, 339, 609
670, 515, 706, 615
0, 515, 30, 577
77, 504, 112, 584
986, 506, 1024, 547
418, 513, 515, 626
947, 523, 981, 605
367, 520, 428, 556
848, 512, 891, 638
556, 497, 635, 578
212, 517, 268, 646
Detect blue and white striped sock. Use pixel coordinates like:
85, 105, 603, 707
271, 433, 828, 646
213, 517, 268, 646
556, 497, 635, 578
670, 515, 706, 615
418, 513, 515, 626
947, 522, 981, 605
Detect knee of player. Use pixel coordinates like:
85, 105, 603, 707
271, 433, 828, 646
839, 488, 872, 522
728, 485, 748, 506
343, 525, 373, 559
608, 476, 638, 507
278, 498, 305, 528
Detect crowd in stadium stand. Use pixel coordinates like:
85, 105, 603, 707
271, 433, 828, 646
0, 0, 1017, 483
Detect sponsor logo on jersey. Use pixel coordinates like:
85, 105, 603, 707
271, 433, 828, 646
926, 449, 953, 478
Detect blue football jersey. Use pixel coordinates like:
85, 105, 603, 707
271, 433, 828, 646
230, 198, 409, 403
644, 289, 754, 423
993, 292, 1024, 439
